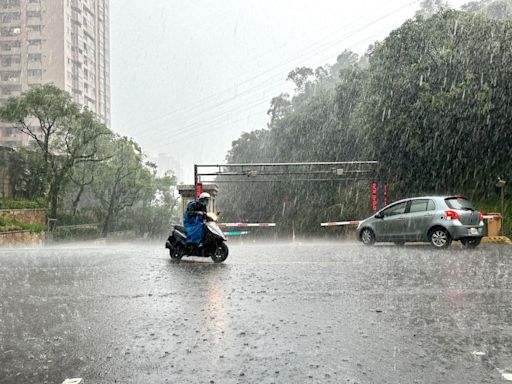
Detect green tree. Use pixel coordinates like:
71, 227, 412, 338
416, 0, 449, 17
462, 0, 512, 19
359, 10, 512, 198
124, 172, 179, 238
0, 85, 113, 222
92, 136, 153, 236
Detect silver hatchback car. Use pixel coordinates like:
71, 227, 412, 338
357, 196, 484, 248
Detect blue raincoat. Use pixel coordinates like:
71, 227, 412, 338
184, 199, 207, 245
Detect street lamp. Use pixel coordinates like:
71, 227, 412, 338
496, 177, 507, 236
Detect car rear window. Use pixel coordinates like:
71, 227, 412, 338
445, 197, 475, 211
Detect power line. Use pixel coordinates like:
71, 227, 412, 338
140, 7, 416, 149
125, 0, 417, 133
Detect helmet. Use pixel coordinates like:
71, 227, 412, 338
199, 192, 211, 199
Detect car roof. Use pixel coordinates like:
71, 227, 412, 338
386, 196, 467, 206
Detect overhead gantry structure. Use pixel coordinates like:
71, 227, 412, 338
194, 161, 380, 186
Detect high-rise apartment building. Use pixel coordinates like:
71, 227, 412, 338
0, 0, 110, 147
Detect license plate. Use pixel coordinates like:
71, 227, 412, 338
469, 228, 479, 235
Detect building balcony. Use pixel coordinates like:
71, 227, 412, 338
27, 45, 42, 53
0, 61, 21, 71
0, 19, 21, 26
27, 61, 41, 69
27, 30, 42, 40
0, 47, 21, 55
0, 34, 21, 41
0, 80, 21, 86
26, 17, 41, 25
26, 3, 41, 12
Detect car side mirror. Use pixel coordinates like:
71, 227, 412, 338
375, 213, 384, 219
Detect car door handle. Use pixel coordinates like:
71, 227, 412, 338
423, 214, 433, 217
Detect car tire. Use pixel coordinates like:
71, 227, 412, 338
461, 238, 481, 249
360, 228, 376, 246
429, 227, 452, 249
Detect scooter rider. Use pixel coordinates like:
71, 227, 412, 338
183, 192, 210, 246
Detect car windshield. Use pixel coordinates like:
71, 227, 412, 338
445, 197, 476, 211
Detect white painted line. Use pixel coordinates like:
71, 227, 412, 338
62, 379, 83, 384
472, 351, 486, 356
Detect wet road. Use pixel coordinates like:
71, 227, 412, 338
1, 241, 512, 384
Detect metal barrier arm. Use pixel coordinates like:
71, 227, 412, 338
321, 221, 360, 227
218, 223, 276, 228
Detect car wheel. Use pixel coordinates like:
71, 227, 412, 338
429, 228, 452, 249
461, 238, 481, 249
360, 228, 376, 246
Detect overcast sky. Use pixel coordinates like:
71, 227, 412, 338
110, 0, 467, 183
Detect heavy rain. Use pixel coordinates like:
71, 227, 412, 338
0, 0, 512, 383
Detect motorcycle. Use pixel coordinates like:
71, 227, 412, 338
165, 212, 229, 263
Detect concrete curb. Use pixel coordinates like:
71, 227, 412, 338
481, 236, 512, 245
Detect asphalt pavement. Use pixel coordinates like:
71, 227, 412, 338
1, 241, 511, 383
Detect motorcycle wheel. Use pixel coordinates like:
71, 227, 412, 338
210, 243, 228, 263
170, 245, 183, 261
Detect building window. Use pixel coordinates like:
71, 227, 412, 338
27, 69, 42, 77
0, 71, 20, 81
1, 41, 21, 51
0, 84, 22, 96
1, 54, 20, 66
27, 25, 42, 32
0, 0, 21, 7
0, 12, 21, 23
28, 39, 42, 46
28, 53, 41, 63
0, 26, 21, 37
26, 11, 41, 18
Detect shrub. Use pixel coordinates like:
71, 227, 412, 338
0, 216, 44, 233
0, 199, 46, 210
52, 225, 101, 241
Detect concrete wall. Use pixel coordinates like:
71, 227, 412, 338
0, 209, 46, 227
0, 230, 45, 246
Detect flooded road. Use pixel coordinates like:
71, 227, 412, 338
1, 241, 511, 383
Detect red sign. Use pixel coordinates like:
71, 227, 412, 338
371, 181, 378, 212
384, 183, 388, 207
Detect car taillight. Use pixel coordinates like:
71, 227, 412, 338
479, 211, 484, 221
445, 210, 460, 221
